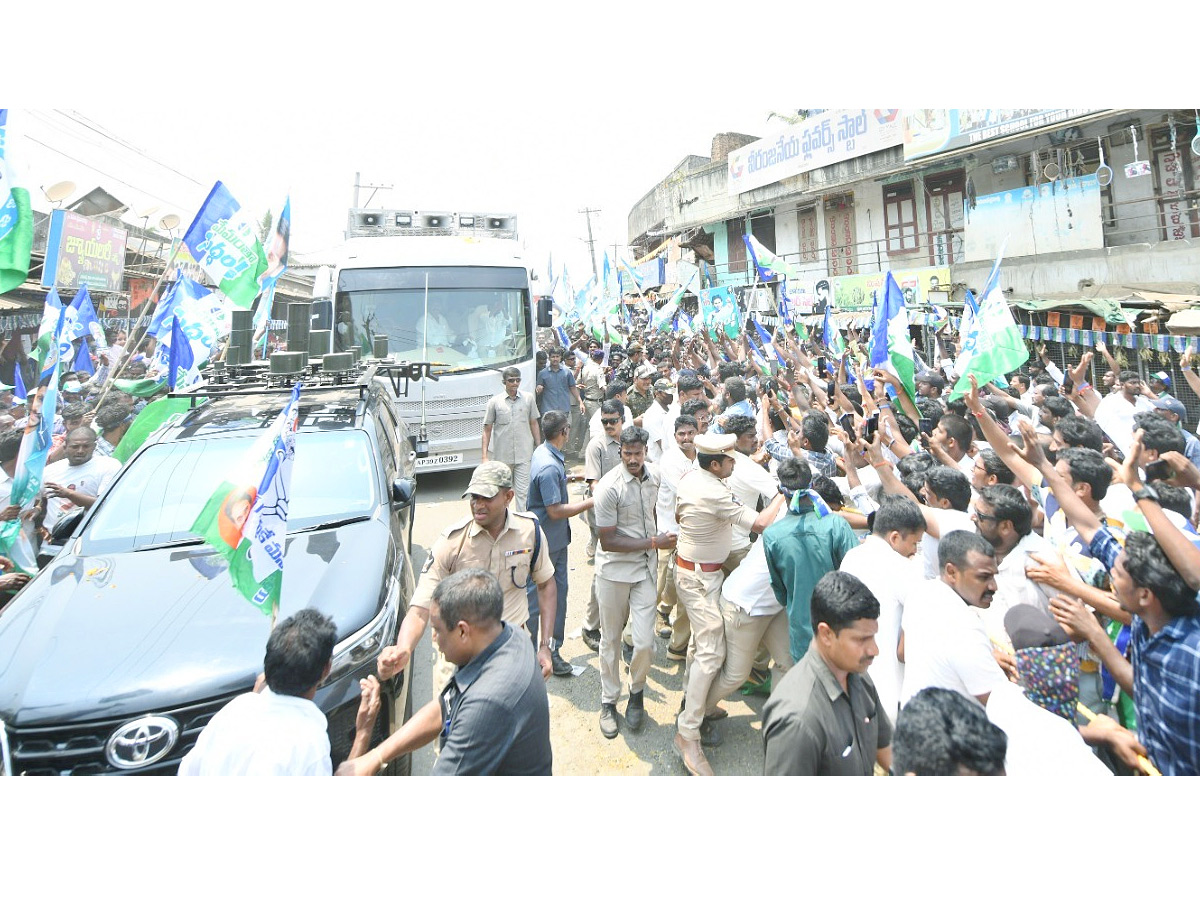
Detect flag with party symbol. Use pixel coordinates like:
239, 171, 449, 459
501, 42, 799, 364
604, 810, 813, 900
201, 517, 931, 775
870, 272, 918, 407
949, 250, 1028, 402
190, 382, 302, 617
182, 182, 269, 309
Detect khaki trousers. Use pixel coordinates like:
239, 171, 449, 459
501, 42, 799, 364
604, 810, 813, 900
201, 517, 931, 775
704, 601, 792, 712
510, 461, 530, 513
656, 548, 691, 651
674, 563, 726, 741
596, 574, 656, 705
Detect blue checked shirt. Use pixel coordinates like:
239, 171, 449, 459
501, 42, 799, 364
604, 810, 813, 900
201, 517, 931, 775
1090, 527, 1200, 775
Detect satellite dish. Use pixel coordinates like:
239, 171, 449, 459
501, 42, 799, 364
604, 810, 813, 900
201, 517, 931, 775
42, 181, 76, 204
159, 213, 181, 231
134, 203, 161, 220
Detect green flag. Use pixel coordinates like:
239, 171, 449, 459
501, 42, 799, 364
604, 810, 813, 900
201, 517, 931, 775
114, 377, 169, 399
113, 396, 195, 463
947, 256, 1028, 402
0, 111, 33, 296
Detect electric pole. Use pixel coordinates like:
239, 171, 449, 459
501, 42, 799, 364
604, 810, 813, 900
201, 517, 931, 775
579, 207, 601, 282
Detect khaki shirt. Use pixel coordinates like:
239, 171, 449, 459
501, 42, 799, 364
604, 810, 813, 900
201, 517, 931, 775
580, 361, 607, 401
593, 462, 659, 582
674, 468, 758, 565
483, 391, 538, 465
412, 509, 554, 626
583, 435, 622, 482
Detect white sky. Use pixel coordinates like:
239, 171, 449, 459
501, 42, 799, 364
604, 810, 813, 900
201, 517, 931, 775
7, 4, 1165, 293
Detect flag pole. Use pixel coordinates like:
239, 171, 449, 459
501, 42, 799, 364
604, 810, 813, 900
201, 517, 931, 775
92, 239, 183, 411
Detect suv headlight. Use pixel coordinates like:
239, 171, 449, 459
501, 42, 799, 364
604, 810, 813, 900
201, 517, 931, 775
324, 579, 400, 686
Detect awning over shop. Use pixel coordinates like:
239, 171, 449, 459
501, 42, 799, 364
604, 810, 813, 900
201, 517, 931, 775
1007, 283, 1200, 325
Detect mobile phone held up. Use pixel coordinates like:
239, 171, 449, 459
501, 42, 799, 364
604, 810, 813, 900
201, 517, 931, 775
863, 413, 879, 442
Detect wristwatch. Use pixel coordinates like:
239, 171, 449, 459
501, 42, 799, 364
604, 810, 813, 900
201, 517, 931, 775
543, 637, 559, 652
1132, 486, 1160, 504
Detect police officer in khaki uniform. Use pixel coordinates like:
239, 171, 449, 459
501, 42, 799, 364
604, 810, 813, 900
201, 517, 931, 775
672, 433, 785, 776
378, 462, 557, 694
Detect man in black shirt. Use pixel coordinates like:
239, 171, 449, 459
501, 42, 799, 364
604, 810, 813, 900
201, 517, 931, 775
762, 570, 892, 776
337, 569, 552, 776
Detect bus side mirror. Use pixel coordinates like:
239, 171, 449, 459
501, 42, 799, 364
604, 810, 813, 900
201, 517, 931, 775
537, 296, 554, 329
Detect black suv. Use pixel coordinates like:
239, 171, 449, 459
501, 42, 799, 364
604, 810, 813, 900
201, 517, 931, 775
0, 378, 417, 775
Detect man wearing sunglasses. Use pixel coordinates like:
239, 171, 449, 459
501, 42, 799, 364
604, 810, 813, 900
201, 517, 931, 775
483, 367, 541, 512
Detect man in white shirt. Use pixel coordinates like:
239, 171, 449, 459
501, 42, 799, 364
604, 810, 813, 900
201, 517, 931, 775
643, 379, 676, 463
415, 308, 454, 347
900, 530, 1008, 708
929, 413, 977, 478
1093, 369, 1155, 456
178, 609, 380, 776
918, 466, 976, 579
38, 427, 120, 534
970, 484, 1056, 649
722, 413, 780, 576
839, 495, 926, 725
656, 413, 698, 655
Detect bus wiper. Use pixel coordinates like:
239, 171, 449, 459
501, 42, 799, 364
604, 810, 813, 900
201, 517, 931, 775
134, 538, 207, 552
291, 515, 373, 534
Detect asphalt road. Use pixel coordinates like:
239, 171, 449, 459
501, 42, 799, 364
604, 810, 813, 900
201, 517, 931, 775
404, 466, 771, 776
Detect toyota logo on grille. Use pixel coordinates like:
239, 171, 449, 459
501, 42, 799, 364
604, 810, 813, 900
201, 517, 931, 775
105, 716, 179, 770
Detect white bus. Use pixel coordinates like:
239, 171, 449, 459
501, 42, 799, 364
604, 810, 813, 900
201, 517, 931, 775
311, 210, 548, 473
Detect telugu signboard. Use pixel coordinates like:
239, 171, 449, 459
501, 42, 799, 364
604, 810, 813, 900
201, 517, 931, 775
963, 175, 1103, 263
727, 109, 903, 196
41, 209, 128, 291
902, 109, 1103, 161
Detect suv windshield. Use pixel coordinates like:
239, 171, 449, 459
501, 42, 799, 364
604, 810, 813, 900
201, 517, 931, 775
82, 431, 378, 554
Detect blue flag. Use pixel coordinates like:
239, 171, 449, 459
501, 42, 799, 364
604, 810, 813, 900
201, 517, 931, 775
150, 274, 214, 340
753, 318, 785, 366
13, 360, 25, 402
554, 326, 570, 349
168, 315, 195, 390
73, 339, 94, 376
182, 182, 269, 308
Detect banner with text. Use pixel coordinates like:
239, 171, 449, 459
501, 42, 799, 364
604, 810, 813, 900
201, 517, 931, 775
41, 209, 128, 291
902, 109, 1103, 161
728, 109, 903, 195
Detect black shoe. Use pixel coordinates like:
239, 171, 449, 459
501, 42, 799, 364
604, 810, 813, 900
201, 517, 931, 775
622, 642, 633, 665
700, 716, 724, 748
666, 644, 688, 661
657, 609, 672, 639
625, 691, 645, 732
551, 649, 573, 677
599, 703, 619, 739
581, 628, 601, 652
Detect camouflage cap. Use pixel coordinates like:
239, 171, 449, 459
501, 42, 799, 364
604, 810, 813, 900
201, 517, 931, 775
462, 461, 514, 499
653, 378, 675, 395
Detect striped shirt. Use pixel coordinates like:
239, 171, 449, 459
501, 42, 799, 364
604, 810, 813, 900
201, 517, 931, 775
1090, 527, 1200, 775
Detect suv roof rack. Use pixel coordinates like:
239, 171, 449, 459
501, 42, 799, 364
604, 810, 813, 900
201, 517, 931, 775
167, 359, 446, 407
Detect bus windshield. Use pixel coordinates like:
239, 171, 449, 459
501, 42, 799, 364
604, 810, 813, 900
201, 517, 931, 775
334, 266, 532, 373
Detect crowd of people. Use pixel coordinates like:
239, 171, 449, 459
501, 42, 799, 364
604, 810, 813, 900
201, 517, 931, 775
17, 303, 1197, 778
355, 311, 1199, 777
0, 326, 158, 589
